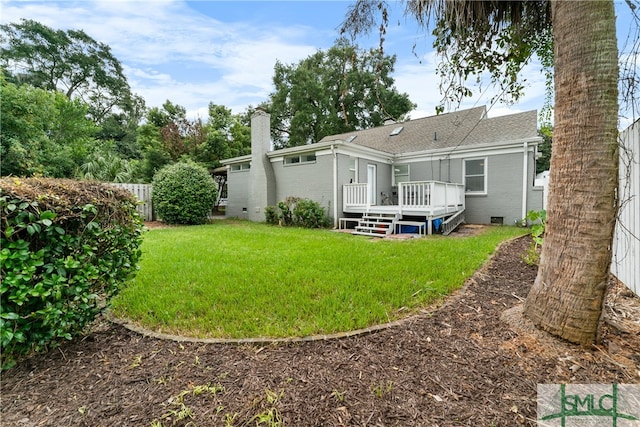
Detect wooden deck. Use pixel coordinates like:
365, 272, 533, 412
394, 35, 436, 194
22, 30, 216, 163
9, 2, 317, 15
342, 181, 466, 235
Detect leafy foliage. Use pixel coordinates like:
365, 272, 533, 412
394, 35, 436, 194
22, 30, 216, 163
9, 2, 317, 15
265, 197, 331, 228
341, 1, 553, 113
0, 177, 144, 370
151, 162, 217, 225
536, 125, 552, 174
0, 77, 97, 178
267, 38, 415, 148
135, 101, 251, 182
79, 150, 135, 183
522, 209, 546, 265
0, 19, 138, 123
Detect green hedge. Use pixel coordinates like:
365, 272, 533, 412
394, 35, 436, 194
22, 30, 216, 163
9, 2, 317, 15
151, 162, 217, 225
0, 178, 144, 370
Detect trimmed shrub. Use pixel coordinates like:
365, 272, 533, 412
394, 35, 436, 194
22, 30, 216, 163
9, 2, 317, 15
151, 162, 217, 225
293, 198, 331, 228
0, 178, 144, 370
265, 197, 331, 228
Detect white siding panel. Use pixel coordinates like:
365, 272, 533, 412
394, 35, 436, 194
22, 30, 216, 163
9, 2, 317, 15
612, 120, 640, 295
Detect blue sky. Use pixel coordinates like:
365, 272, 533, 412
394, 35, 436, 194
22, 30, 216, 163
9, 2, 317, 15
1, 1, 636, 127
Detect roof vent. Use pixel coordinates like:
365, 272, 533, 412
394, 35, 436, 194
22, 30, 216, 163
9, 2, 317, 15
390, 126, 404, 136
346, 135, 357, 143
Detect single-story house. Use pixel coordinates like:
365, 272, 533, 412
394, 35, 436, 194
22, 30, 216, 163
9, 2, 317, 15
221, 106, 544, 236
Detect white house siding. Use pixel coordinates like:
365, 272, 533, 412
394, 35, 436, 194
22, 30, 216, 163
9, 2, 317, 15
226, 169, 250, 218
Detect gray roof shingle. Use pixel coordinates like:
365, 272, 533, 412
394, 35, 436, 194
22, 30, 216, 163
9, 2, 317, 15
318, 106, 539, 154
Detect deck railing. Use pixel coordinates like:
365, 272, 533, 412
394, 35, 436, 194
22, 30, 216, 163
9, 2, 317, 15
343, 183, 369, 208
344, 181, 464, 215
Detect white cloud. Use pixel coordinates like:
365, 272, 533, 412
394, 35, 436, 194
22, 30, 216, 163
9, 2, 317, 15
1, 0, 331, 118
7, 0, 608, 128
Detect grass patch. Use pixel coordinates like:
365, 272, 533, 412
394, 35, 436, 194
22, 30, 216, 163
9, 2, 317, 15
110, 221, 526, 338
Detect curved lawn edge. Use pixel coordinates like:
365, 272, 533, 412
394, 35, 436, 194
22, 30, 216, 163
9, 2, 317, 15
107, 235, 528, 344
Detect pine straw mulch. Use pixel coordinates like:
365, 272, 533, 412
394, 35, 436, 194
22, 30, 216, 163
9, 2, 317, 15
2, 236, 639, 427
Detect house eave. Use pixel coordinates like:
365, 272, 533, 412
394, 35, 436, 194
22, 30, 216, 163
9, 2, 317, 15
394, 137, 542, 161
221, 154, 252, 165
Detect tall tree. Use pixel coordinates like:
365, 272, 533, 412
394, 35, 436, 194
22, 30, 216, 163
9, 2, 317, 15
197, 103, 251, 169
523, 1, 619, 345
267, 38, 415, 148
0, 19, 137, 123
1, 77, 97, 178
343, 0, 627, 345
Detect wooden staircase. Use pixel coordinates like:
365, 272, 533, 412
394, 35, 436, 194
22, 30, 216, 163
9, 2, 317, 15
352, 213, 399, 237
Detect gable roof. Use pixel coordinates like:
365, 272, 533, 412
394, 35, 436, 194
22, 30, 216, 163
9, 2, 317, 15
318, 106, 539, 155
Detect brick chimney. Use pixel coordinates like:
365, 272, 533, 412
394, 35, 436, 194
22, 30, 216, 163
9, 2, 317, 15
248, 108, 276, 221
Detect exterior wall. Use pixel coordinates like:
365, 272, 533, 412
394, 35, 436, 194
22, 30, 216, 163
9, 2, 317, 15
400, 150, 540, 225
336, 153, 353, 218
464, 152, 526, 224
406, 158, 457, 183
271, 153, 334, 217
225, 168, 250, 218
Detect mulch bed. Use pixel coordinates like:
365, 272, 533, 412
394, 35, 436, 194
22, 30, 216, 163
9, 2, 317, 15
2, 236, 639, 426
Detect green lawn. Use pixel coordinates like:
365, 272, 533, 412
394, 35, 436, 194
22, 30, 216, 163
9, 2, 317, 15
110, 221, 527, 338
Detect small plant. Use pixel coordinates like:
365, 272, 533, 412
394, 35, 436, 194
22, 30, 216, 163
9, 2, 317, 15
154, 382, 224, 425
372, 381, 393, 398
331, 389, 346, 402
249, 389, 284, 427
224, 412, 239, 426
265, 196, 330, 228
152, 161, 217, 225
264, 205, 279, 225
523, 209, 546, 265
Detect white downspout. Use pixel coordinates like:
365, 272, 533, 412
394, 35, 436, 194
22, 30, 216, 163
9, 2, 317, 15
521, 141, 529, 224
332, 145, 338, 228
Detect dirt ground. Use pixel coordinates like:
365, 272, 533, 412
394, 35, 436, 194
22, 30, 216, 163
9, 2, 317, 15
1, 235, 639, 426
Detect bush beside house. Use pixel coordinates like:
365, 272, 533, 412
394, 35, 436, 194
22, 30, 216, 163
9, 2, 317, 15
265, 197, 331, 228
0, 178, 144, 370
151, 162, 217, 225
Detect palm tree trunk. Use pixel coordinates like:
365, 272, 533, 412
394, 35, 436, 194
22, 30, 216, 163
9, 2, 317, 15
523, 0, 619, 345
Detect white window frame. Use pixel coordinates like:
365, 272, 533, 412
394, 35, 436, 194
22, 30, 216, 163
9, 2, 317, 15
393, 164, 410, 186
284, 153, 316, 166
463, 157, 488, 195
230, 162, 251, 172
349, 157, 358, 183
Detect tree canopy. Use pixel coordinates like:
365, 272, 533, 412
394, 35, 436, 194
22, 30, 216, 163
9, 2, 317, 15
0, 19, 140, 124
1, 77, 97, 178
266, 38, 415, 149
343, 1, 553, 114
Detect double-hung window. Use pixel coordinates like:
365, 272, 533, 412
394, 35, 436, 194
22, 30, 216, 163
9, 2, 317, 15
464, 158, 487, 194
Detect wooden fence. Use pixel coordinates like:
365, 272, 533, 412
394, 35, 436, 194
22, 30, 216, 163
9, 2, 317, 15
612, 119, 640, 296
112, 183, 154, 221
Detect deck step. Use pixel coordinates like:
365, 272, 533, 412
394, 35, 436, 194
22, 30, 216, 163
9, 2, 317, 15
442, 210, 465, 236
353, 214, 396, 237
